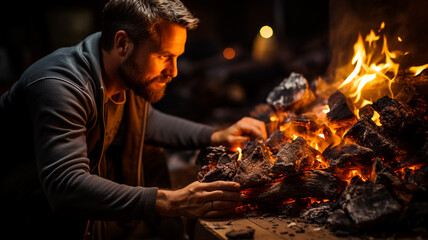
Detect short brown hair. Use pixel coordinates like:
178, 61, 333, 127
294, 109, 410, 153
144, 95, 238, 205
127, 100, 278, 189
100, 0, 199, 50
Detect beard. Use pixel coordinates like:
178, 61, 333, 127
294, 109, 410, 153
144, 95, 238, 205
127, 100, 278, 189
118, 51, 172, 103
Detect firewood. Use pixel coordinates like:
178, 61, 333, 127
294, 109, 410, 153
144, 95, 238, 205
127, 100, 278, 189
372, 96, 421, 137
233, 143, 273, 189
326, 90, 358, 137
340, 181, 402, 229
343, 116, 400, 159
201, 152, 238, 183
272, 137, 320, 176
195, 146, 228, 166
249, 170, 338, 204
370, 158, 418, 205
358, 104, 374, 119
265, 129, 287, 155
266, 72, 315, 112
322, 144, 374, 169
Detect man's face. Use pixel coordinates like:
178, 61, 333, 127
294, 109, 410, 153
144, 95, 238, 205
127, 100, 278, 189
119, 22, 187, 102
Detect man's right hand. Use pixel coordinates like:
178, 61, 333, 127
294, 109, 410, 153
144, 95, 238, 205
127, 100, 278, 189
155, 181, 244, 218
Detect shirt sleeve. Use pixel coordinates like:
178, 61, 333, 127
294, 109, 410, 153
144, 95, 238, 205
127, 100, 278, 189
145, 105, 216, 149
26, 78, 158, 221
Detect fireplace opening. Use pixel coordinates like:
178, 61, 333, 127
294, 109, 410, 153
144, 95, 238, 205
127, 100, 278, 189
196, 0, 428, 238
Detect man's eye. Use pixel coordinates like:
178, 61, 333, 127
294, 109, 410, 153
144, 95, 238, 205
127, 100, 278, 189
159, 55, 169, 60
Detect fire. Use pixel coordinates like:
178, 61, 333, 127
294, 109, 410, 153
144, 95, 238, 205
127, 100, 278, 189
371, 110, 382, 126
345, 169, 368, 183
338, 22, 428, 109
237, 147, 242, 162
409, 64, 428, 76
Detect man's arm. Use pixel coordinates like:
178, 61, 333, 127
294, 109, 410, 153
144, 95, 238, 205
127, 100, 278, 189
26, 78, 158, 220
146, 106, 267, 150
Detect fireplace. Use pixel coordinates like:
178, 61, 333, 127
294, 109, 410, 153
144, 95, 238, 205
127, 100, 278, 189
194, 1, 428, 238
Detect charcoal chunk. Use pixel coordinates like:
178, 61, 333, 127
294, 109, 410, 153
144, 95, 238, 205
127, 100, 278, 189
265, 130, 287, 155
341, 181, 402, 229
322, 144, 374, 169
327, 90, 356, 121
251, 170, 338, 204
226, 228, 255, 239
272, 137, 320, 176
266, 72, 315, 111
233, 144, 272, 188
372, 95, 421, 136
201, 153, 237, 182
344, 116, 400, 158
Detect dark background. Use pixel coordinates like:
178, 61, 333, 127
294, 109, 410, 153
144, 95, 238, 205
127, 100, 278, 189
0, 0, 330, 125
2, 0, 428, 172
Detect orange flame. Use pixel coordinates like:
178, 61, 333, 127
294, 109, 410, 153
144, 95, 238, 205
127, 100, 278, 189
337, 22, 428, 109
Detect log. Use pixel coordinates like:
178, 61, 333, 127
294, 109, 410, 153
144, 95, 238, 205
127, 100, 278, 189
266, 72, 315, 112
233, 143, 273, 189
322, 144, 374, 169
249, 170, 338, 204
265, 129, 287, 155
372, 95, 421, 137
201, 152, 238, 183
340, 181, 402, 229
272, 137, 320, 176
343, 116, 400, 159
195, 146, 228, 166
327, 90, 357, 137
327, 90, 357, 121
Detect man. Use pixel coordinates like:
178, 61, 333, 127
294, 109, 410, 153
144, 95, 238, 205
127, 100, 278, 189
0, 0, 267, 239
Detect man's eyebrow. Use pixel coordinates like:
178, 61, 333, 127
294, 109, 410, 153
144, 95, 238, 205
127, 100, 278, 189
157, 50, 184, 56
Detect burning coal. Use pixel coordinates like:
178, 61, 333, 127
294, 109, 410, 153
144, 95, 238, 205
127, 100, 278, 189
196, 23, 428, 235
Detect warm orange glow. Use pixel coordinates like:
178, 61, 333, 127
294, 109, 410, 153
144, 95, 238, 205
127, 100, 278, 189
398, 36, 402, 42
378, 21, 385, 32
371, 110, 382, 126
345, 169, 368, 183
322, 105, 330, 114
337, 22, 428, 109
394, 163, 424, 178
409, 64, 428, 76
223, 47, 236, 60
270, 115, 279, 122
237, 147, 242, 162
315, 154, 329, 169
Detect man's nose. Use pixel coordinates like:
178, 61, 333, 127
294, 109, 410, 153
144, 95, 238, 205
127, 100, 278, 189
163, 58, 178, 78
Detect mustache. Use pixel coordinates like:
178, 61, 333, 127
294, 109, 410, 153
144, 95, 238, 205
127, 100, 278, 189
153, 75, 172, 84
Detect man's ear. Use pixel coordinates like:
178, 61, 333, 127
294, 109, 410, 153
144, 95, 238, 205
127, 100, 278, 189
114, 30, 131, 57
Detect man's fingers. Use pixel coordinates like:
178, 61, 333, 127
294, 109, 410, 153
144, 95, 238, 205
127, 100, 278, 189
197, 181, 241, 192
203, 190, 244, 202
237, 118, 267, 140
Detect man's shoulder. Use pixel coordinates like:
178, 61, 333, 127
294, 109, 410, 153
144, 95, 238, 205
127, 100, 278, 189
20, 32, 103, 93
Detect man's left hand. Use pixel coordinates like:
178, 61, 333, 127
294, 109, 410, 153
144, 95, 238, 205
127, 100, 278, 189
210, 117, 267, 150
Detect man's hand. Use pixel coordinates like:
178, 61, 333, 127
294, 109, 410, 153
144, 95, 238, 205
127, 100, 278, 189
155, 181, 244, 218
210, 117, 267, 150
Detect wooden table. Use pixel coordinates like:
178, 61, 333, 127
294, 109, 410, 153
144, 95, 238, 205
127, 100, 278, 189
193, 216, 347, 240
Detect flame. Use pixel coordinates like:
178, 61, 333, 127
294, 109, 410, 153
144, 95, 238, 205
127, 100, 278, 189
371, 111, 382, 126
270, 115, 279, 122
337, 22, 428, 109
345, 169, 368, 183
237, 147, 242, 162
322, 105, 330, 114
409, 64, 428, 76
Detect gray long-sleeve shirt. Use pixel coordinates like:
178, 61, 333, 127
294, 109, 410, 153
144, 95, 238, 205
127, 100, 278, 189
0, 32, 214, 233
